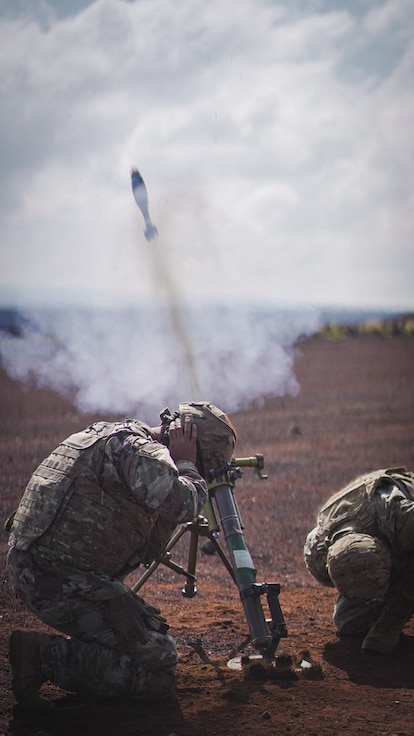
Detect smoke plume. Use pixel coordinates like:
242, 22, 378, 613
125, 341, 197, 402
0, 301, 320, 423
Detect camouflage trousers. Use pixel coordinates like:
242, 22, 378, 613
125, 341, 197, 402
333, 555, 414, 635
7, 548, 177, 699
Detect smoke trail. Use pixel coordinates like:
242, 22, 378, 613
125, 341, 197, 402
148, 235, 202, 398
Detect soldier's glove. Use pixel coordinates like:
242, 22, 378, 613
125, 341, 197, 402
137, 596, 169, 635
105, 593, 169, 654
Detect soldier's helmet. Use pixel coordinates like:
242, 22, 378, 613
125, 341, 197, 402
179, 401, 237, 479
161, 401, 236, 479
326, 532, 392, 602
303, 527, 334, 587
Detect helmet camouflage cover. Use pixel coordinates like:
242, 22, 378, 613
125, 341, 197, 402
178, 401, 237, 479
326, 532, 392, 602
303, 527, 334, 587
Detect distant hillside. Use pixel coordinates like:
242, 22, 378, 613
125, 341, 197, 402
314, 313, 414, 340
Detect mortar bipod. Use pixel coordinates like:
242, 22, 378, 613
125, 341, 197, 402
131, 513, 230, 597
131, 455, 288, 658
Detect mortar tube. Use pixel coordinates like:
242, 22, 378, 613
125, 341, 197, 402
213, 483, 271, 651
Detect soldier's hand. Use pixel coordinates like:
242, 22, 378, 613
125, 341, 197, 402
105, 593, 149, 650
105, 593, 169, 655
168, 415, 198, 465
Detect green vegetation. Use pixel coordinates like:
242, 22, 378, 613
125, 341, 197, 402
315, 313, 414, 340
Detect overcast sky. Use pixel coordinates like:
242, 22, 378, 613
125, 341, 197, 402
1, 0, 413, 312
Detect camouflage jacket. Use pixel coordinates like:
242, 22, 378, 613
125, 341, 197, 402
304, 467, 414, 585
8, 420, 207, 580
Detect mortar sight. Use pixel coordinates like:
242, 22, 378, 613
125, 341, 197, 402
208, 454, 268, 484
231, 454, 268, 479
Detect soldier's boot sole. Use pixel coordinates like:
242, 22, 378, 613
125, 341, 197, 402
9, 630, 52, 711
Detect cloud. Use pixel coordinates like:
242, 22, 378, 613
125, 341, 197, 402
0, 0, 413, 310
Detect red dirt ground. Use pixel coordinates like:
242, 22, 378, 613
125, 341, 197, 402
1, 335, 414, 736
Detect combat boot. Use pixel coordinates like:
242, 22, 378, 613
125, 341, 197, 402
8, 630, 51, 710
361, 588, 414, 654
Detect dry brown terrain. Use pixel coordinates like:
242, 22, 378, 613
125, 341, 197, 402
1, 335, 414, 736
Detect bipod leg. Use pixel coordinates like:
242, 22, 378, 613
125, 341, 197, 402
182, 528, 199, 598
266, 582, 288, 650
207, 535, 237, 584
132, 523, 191, 593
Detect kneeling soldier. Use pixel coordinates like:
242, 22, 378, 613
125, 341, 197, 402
6, 402, 236, 709
304, 467, 414, 654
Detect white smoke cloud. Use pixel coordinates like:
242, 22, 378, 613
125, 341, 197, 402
0, 303, 321, 420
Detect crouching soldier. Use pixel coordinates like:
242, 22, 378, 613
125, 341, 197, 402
304, 467, 414, 654
6, 401, 237, 709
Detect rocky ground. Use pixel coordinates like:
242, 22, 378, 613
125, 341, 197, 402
1, 334, 414, 736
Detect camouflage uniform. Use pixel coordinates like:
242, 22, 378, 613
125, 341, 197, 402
304, 467, 414, 635
7, 419, 208, 699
